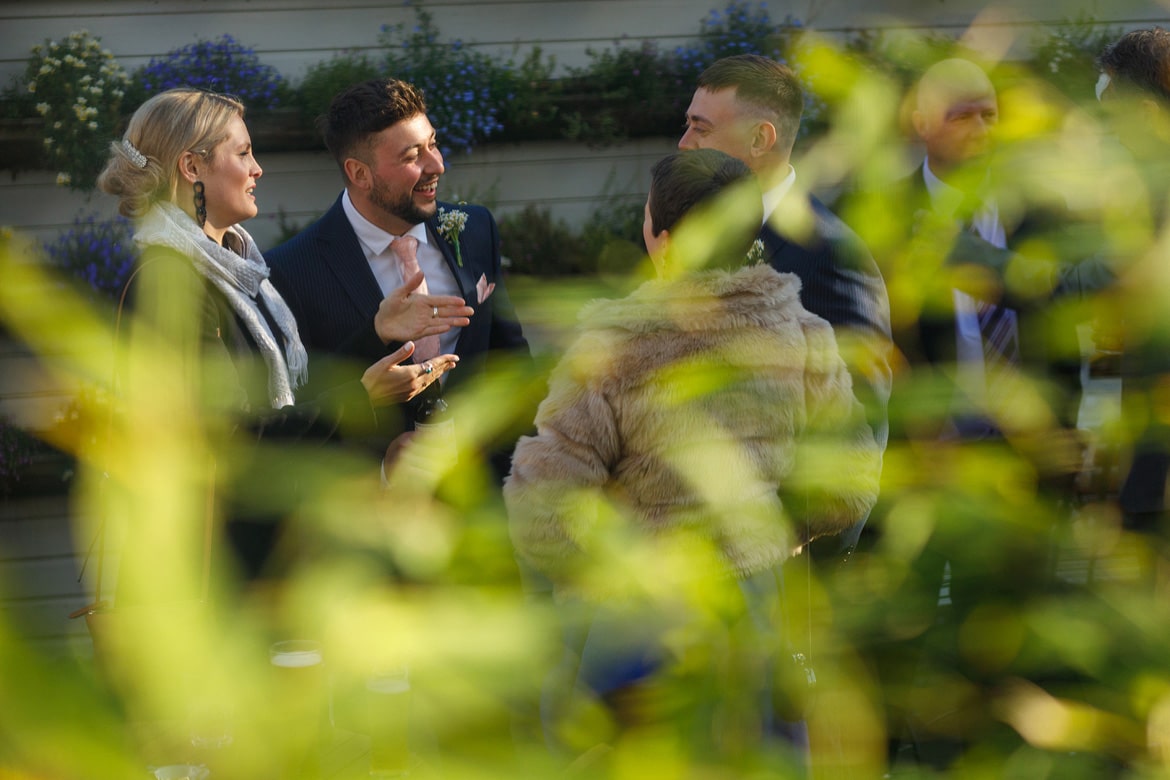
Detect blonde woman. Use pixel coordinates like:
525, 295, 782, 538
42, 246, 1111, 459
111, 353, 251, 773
97, 88, 458, 589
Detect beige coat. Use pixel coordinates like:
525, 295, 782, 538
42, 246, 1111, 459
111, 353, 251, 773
505, 264, 880, 586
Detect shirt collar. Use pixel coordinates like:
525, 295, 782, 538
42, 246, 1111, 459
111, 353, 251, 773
922, 157, 977, 217
761, 164, 797, 223
342, 189, 430, 256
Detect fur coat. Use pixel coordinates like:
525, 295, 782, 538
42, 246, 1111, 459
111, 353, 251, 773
504, 264, 880, 588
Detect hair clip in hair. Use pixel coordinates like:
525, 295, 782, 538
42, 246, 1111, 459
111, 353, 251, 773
123, 138, 148, 169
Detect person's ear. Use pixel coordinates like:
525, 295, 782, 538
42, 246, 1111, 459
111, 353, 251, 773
657, 227, 671, 251
911, 109, 927, 141
344, 157, 371, 190
178, 151, 202, 185
751, 121, 777, 158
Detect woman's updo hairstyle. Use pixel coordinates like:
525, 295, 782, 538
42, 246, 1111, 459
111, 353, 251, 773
97, 88, 245, 218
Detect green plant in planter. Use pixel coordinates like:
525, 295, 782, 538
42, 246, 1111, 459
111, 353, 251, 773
1028, 14, 1122, 105
379, 2, 509, 156
493, 46, 561, 143
42, 212, 138, 303
675, 2, 822, 135
0, 414, 37, 497
674, 0, 792, 80
25, 30, 130, 191
498, 205, 590, 276
564, 40, 684, 146
294, 51, 382, 125
843, 27, 971, 92
580, 195, 646, 276
128, 34, 287, 111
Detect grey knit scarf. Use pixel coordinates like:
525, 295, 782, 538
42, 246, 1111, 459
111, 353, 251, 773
134, 201, 308, 408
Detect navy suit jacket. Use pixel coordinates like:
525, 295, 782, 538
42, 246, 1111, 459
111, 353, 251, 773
266, 194, 531, 454
761, 193, 892, 452
762, 194, 893, 559
895, 165, 1108, 431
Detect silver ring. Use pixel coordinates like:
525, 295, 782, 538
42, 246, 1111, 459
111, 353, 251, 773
422, 363, 433, 375
432, 306, 438, 319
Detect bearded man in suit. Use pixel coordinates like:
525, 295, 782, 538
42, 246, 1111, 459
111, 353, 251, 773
267, 78, 531, 480
679, 53, 893, 557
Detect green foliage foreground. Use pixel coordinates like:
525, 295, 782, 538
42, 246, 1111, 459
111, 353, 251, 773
6, 25, 1170, 780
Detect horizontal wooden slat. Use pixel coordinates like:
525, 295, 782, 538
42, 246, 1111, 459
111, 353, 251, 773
3, 0, 1167, 87
1, 595, 91, 640
0, 0, 748, 83
0, 556, 86, 601
0, 497, 75, 555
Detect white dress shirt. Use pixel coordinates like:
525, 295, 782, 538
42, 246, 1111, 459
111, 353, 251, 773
922, 158, 1015, 435
761, 164, 798, 225
342, 190, 463, 357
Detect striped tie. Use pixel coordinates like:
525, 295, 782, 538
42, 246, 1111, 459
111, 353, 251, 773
976, 300, 1019, 384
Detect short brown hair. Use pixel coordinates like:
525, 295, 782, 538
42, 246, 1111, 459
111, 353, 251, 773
697, 54, 804, 152
648, 149, 761, 271
1099, 27, 1170, 105
321, 78, 428, 172
648, 149, 755, 236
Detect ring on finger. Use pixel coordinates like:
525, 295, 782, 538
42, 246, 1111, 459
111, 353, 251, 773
432, 306, 438, 319
422, 363, 433, 375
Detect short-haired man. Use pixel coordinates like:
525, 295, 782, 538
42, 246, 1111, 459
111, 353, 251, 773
267, 79, 531, 478
680, 53, 893, 557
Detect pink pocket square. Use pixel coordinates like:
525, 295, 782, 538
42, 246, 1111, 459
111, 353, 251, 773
476, 274, 496, 304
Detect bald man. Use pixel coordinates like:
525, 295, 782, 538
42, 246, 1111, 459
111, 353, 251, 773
894, 58, 1103, 440
870, 57, 1115, 769
913, 58, 1000, 196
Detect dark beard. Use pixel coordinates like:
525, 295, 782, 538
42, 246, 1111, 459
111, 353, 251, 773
369, 176, 436, 227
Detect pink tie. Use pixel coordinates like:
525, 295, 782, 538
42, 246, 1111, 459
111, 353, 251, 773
391, 236, 441, 363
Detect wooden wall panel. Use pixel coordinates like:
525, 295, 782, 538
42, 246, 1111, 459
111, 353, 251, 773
4, 1, 1165, 87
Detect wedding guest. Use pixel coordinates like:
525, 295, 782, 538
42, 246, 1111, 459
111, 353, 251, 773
861, 57, 1117, 769
266, 78, 531, 481
679, 54, 892, 558
504, 148, 880, 760
1097, 28, 1170, 536
96, 88, 455, 593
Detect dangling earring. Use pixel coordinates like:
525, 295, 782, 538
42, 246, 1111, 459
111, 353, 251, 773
193, 180, 207, 227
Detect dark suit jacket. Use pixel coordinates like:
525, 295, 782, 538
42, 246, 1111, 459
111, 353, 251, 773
266, 195, 532, 468
893, 164, 1111, 435
122, 246, 378, 591
762, 194, 892, 450
763, 194, 893, 558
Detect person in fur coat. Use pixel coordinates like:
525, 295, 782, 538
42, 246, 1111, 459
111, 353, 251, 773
504, 149, 881, 759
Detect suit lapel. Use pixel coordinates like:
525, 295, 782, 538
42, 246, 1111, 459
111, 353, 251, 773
426, 210, 472, 300
318, 198, 385, 318
427, 207, 480, 358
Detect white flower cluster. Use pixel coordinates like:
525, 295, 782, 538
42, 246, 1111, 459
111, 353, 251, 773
746, 238, 766, 266
437, 206, 470, 266
438, 206, 469, 239
25, 30, 130, 190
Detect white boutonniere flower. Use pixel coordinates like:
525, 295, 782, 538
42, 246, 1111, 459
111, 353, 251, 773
437, 205, 469, 267
746, 238, 766, 266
